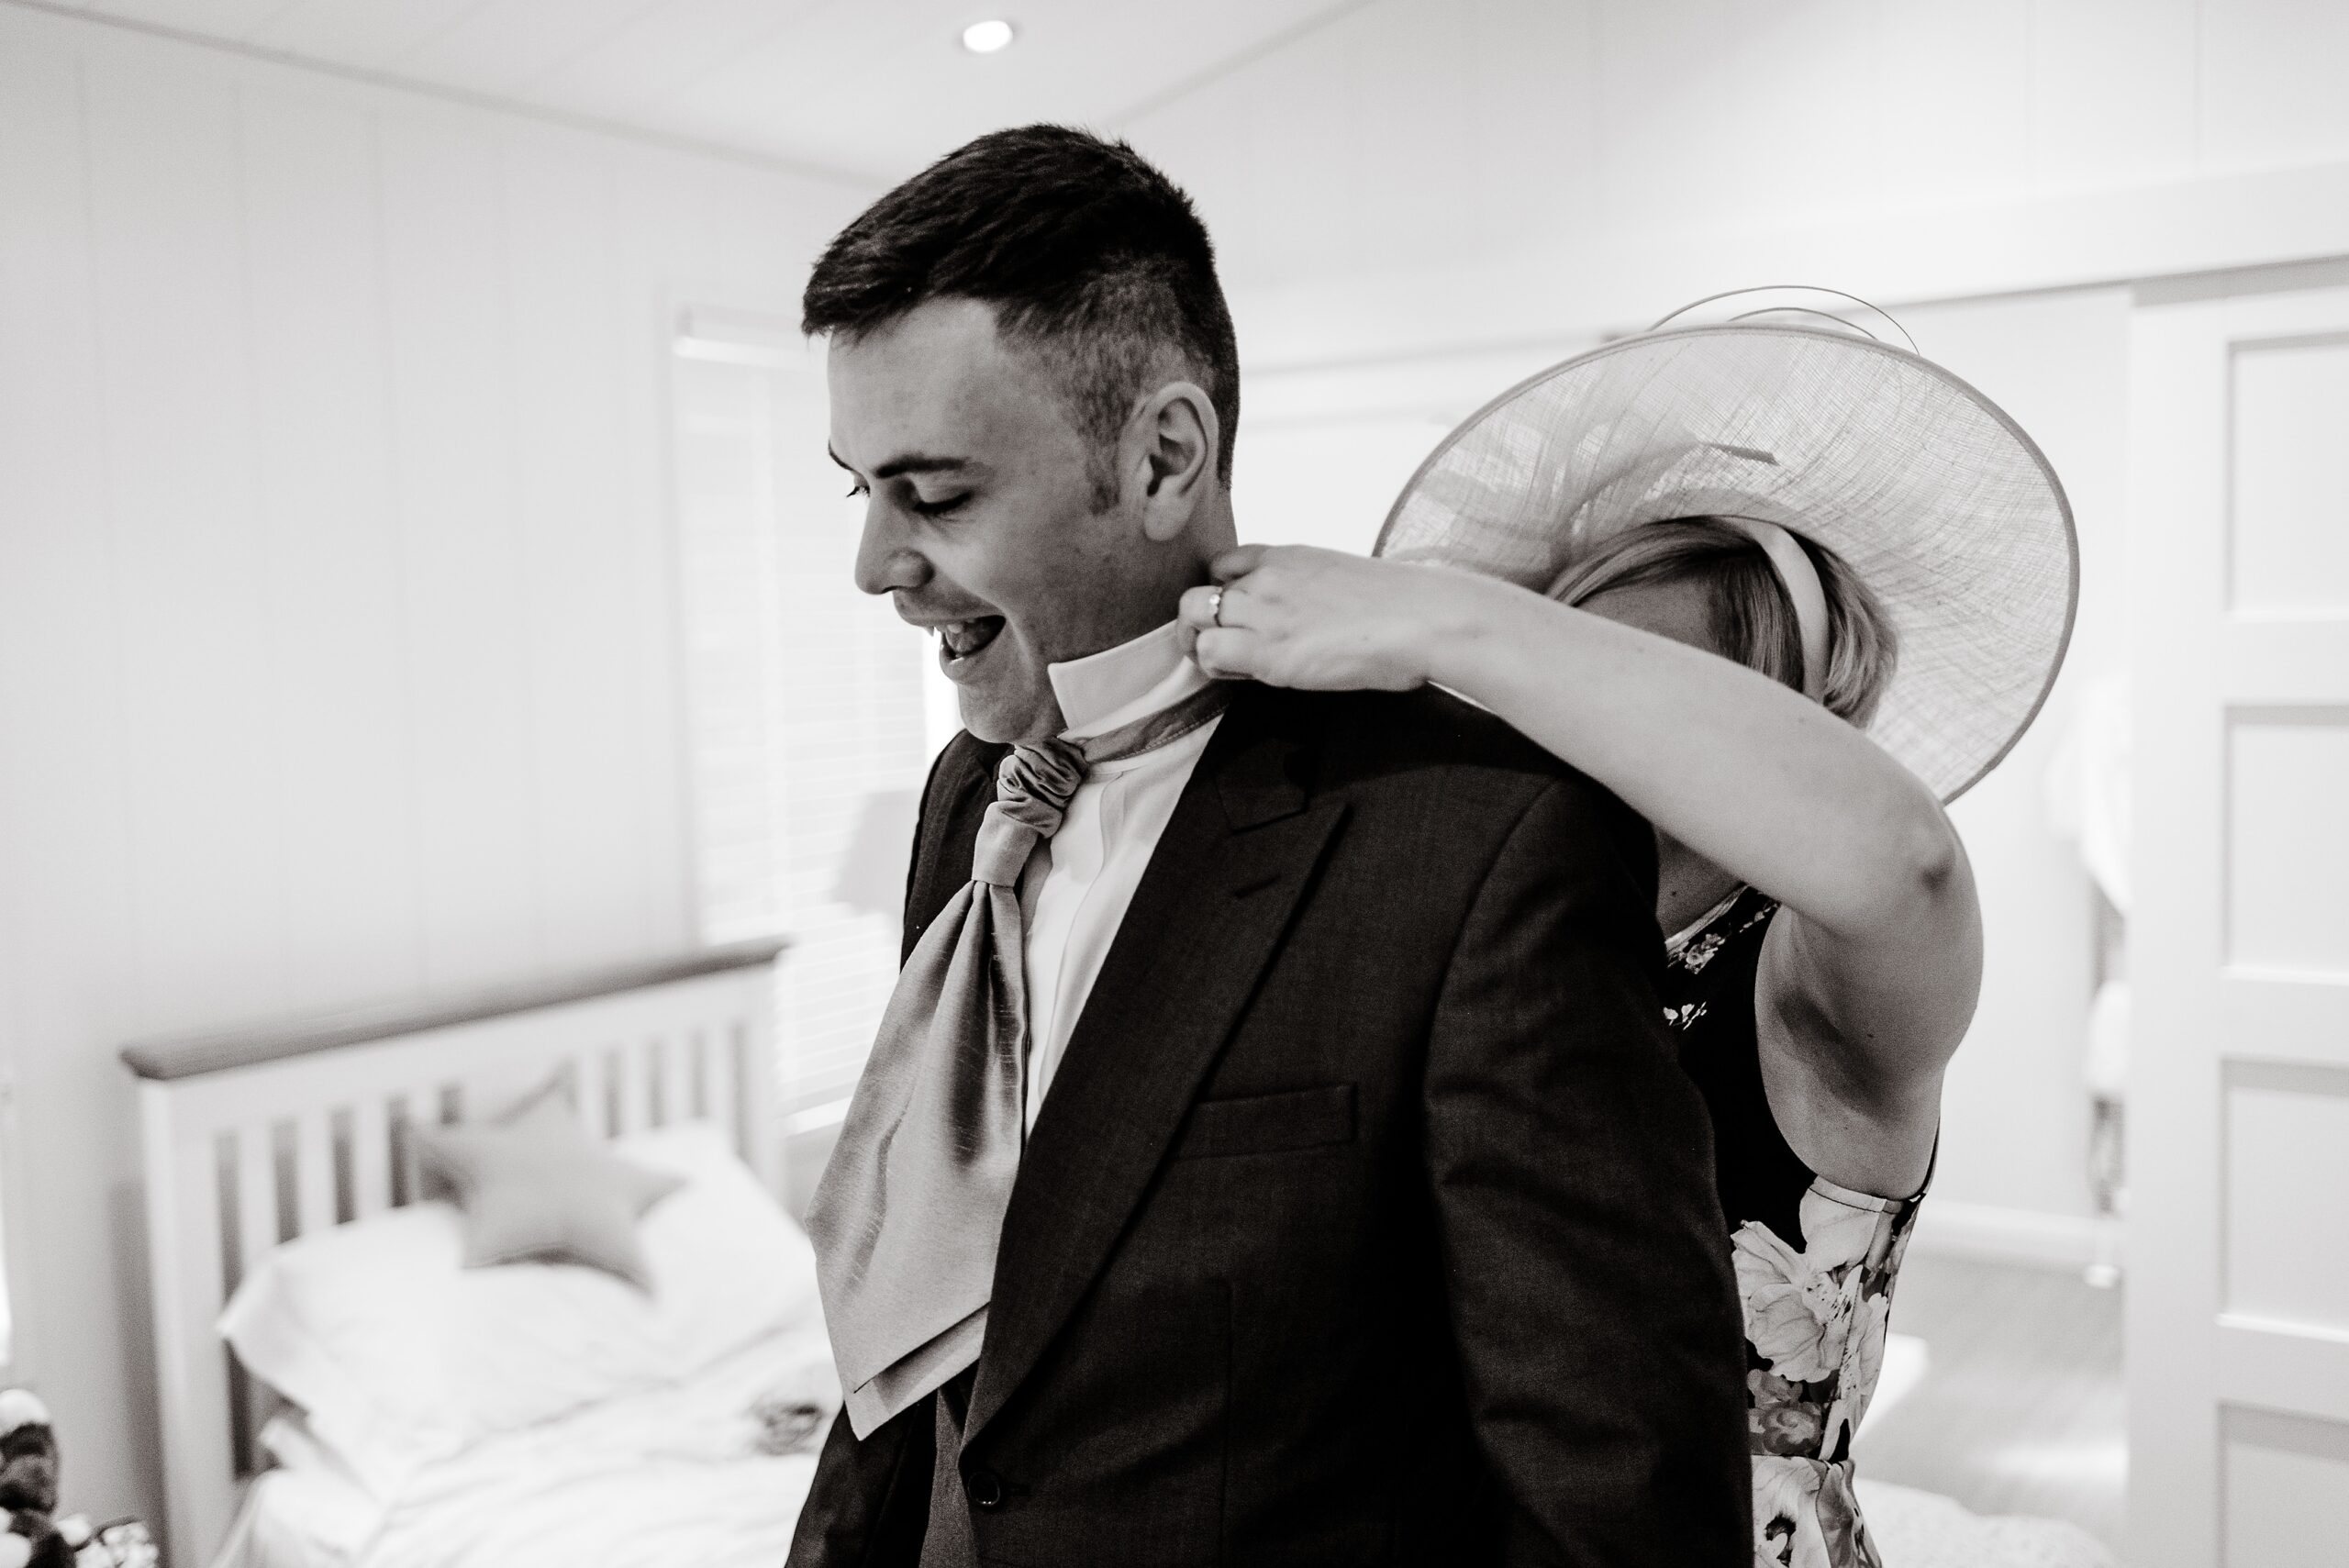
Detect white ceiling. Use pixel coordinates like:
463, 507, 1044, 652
60, 0, 1361, 183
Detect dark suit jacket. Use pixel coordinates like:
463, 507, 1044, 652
788, 684, 1749, 1566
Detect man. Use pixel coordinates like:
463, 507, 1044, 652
788, 126, 1748, 1567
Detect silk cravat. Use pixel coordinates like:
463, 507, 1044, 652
808, 680, 1230, 1438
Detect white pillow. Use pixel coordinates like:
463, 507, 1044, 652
218, 1118, 819, 1497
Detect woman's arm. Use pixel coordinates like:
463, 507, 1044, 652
1184, 546, 1981, 1136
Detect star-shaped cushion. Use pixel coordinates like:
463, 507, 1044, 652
416, 1083, 685, 1291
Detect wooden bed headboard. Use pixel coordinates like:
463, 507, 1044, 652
123, 940, 786, 1568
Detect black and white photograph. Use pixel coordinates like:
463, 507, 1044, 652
1, 3, 2345, 1565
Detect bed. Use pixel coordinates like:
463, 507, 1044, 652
128, 938, 2113, 1568
124, 940, 816, 1568
213, 1320, 835, 1568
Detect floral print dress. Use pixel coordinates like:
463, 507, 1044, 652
1663, 888, 1924, 1568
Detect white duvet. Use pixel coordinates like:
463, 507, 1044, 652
216, 1332, 2119, 1568
217, 1322, 838, 1568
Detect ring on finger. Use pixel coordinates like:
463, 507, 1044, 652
1208, 586, 1226, 628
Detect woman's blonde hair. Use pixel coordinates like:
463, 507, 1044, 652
1549, 517, 1898, 727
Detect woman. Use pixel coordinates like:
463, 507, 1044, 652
1181, 309, 2076, 1568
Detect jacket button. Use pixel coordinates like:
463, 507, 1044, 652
965, 1468, 1005, 1509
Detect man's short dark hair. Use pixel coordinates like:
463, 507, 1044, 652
802, 124, 1240, 502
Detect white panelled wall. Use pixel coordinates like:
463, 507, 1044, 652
0, 5, 868, 1527
668, 345, 931, 1140
1123, 0, 2349, 361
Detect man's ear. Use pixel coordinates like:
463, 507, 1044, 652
1124, 380, 1219, 543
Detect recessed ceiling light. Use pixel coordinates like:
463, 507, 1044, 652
961, 18, 1016, 54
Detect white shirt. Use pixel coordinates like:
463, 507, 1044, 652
1020, 621, 1222, 1130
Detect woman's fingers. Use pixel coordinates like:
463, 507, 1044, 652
1184, 579, 1259, 671
1186, 544, 1353, 684
1190, 626, 1262, 680
1180, 577, 1257, 629
1208, 543, 1269, 584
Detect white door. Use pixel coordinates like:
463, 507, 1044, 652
2129, 282, 2349, 1567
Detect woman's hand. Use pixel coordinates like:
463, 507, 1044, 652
1177, 545, 1491, 692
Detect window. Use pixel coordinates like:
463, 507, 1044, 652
670, 319, 941, 1132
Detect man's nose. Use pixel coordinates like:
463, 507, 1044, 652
853, 505, 930, 598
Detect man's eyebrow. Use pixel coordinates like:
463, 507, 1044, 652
827, 446, 972, 481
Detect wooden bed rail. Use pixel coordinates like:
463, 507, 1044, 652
121, 938, 786, 1082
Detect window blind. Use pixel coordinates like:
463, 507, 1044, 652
671, 343, 930, 1120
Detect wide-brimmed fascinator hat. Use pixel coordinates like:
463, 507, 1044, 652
1374, 288, 2078, 804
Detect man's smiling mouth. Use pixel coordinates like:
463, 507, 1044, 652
938, 617, 1006, 662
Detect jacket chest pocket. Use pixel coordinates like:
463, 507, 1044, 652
1171, 1083, 1355, 1160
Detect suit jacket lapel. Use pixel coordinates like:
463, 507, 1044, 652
902, 737, 1006, 962
965, 686, 1345, 1440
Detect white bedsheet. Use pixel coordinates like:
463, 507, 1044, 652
1857, 1480, 2116, 1568
219, 1462, 377, 1568
217, 1323, 837, 1568
217, 1324, 2112, 1568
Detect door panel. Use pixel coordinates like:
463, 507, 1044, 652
2224, 1407, 2349, 1568
2223, 710, 2349, 973
2222, 1065, 2349, 1331
2228, 334, 2349, 615
2129, 284, 2349, 1566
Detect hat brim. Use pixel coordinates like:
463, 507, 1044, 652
1374, 323, 2079, 804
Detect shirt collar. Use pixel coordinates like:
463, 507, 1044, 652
1049, 620, 1212, 741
